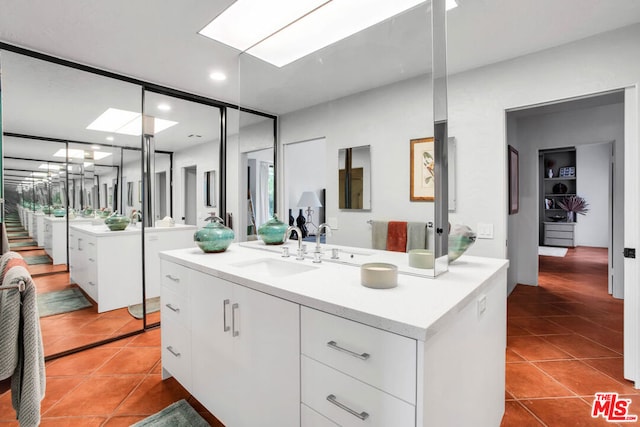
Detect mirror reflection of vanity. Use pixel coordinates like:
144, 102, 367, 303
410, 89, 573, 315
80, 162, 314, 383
236, 1, 449, 275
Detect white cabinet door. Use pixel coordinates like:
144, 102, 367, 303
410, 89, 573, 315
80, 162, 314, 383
189, 270, 235, 424
233, 284, 300, 427
189, 269, 300, 427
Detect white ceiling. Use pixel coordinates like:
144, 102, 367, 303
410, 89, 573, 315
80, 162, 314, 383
1, 0, 639, 173
1, 0, 639, 113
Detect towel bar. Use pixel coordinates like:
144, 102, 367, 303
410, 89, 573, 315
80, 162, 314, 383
0, 279, 26, 292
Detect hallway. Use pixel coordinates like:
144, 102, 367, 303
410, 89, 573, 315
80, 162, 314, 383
501, 247, 636, 426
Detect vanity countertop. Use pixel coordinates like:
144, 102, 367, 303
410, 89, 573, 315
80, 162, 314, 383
70, 222, 197, 236
159, 243, 508, 341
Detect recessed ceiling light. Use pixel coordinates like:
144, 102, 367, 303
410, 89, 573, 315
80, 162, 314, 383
106, 136, 114, 141
446, 0, 458, 11
158, 103, 171, 111
92, 145, 102, 150
87, 108, 178, 136
209, 71, 227, 81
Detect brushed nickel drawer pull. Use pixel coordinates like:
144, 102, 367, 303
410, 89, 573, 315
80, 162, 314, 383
165, 274, 180, 282
223, 299, 230, 332
166, 346, 181, 357
232, 303, 239, 337
327, 341, 370, 360
326, 394, 369, 420
165, 303, 180, 313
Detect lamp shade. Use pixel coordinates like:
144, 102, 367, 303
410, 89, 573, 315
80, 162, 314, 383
297, 191, 322, 208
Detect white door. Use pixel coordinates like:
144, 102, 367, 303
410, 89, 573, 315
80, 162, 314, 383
623, 86, 639, 385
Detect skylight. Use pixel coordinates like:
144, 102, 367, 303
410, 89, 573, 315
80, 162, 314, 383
52, 148, 112, 161
86, 108, 178, 136
199, 0, 427, 67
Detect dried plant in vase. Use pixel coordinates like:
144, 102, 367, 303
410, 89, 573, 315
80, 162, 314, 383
557, 195, 589, 223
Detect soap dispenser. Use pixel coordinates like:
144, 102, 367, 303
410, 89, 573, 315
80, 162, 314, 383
194, 213, 235, 253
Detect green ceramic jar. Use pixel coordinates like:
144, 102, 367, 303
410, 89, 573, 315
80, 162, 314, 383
99, 209, 112, 218
53, 207, 66, 217
41, 206, 53, 215
105, 213, 130, 231
257, 215, 288, 245
194, 216, 235, 253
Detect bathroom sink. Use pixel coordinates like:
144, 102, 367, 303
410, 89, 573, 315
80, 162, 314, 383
230, 258, 318, 278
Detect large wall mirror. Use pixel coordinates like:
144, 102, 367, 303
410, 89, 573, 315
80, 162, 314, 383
227, 108, 277, 242
0, 49, 145, 357
237, 1, 448, 275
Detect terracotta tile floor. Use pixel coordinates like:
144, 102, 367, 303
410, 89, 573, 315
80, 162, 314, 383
501, 246, 639, 426
0, 328, 222, 426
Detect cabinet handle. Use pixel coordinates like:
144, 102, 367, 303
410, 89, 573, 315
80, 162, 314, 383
165, 274, 180, 282
165, 303, 180, 313
88, 258, 95, 262
326, 394, 369, 420
327, 341, 370, 360
88, 281, 96, 286
232, 303, 239, 337
166, 346, 181, 357
88, 242, 95, 246
223, 299, 231, 332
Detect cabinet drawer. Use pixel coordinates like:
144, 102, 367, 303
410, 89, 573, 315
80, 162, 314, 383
161, 318, 192, 389
545, 223, 574, 232
301, 307, 416, 404
302, 404, 339, 427
544, 237, 574, 247
302, 356, 415, 427
545, 230, 573, 239
161, 286, 190, 328
160, 261, 190, 295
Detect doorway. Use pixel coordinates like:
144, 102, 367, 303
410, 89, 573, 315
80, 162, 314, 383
506, 89, 630, 377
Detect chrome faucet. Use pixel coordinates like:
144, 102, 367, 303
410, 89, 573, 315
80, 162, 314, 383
315, 223, 332, 254
284, 225, 304, 260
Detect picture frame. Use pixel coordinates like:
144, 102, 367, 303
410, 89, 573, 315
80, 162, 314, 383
508, 145, 519, 214
410, 137, 435, 201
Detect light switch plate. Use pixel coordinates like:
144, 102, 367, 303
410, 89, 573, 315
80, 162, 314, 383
477, 223, 494, 239
327, 217, 338, 229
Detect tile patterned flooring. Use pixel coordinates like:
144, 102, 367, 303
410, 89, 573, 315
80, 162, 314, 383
0, 245, 635, 425
0, 328, 222, 426
501, 247, 637, 426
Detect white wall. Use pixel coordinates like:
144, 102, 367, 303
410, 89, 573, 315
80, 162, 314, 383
280, 74, 435, 248
174, 139, 219, 228
447, 23, 640, 264
576, 142, 612, 247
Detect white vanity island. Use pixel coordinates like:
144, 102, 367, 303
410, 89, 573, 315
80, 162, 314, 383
69, 223, 196, 312
159, 243, 508, 427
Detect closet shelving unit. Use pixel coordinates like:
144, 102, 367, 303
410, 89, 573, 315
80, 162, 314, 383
540, 147, 577, 247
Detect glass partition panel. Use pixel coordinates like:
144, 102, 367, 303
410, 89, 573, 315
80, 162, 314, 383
0, 49, 144, 357
238, 0, 448, 275
142, 89, 221, 326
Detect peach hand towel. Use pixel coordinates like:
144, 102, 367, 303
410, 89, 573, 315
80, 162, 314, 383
386, 221, 407, 252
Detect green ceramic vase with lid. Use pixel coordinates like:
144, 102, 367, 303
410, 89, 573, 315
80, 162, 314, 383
194, 215, 235, 253
257, 214, 288, 245
53, 207, 66, 217
104, 213, 130, 231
